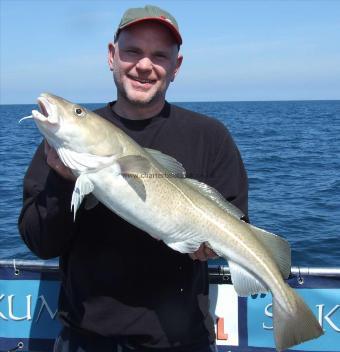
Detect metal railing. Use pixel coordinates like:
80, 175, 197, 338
1, 259, 340, 284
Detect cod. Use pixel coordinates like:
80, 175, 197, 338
24, 93, 323, 351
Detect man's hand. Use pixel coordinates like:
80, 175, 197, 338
189, 243, 219, 261
44, 140, 76, 181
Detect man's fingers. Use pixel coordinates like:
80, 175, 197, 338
204, 247, 219, 259
189, 243, 219, 261
190, 244, 207, 261
189, 253, 197, 260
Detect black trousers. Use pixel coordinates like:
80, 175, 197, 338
53, 327, 217, 352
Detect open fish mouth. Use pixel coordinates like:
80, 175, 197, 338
38, 96, 51, 118
33, 94, 59, 124
19, 94, 57, 124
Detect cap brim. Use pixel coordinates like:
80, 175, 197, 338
119, 17, 182, 45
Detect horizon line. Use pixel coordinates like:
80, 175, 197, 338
1, 98, 339, 106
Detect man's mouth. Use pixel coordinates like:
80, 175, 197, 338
128, 75, 156, 85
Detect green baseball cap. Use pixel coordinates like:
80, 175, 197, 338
115, 5, 182, 45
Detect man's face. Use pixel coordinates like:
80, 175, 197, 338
108, 22, 182, 107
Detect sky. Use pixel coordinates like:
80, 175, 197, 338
1, 0, 340, 104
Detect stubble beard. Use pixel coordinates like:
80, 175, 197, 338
113, 72, 164, 108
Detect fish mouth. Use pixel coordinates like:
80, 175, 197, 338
32, 93, 58, 124
38, 96, 51, 118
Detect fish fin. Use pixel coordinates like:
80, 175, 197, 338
165, 239, 202, 253
117, 155, 149, 201
124, 177, 146, 202
246, 223, 291, 279
273, 285, 323, 351
117, 155, 151, 175
185, 179, 245, 219
84, 194, 99, 210
144, 148, 186, 177
71, 174, 94, 220
228, 261, 269, 296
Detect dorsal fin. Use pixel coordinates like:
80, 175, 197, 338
184, 178, 245, 220
144, 148, 186, 178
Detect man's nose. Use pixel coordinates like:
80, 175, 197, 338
136, 56, 153, 71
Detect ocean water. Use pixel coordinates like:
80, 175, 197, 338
0, 100, 339, 267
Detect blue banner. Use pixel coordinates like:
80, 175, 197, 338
205, 274, 340, 352
1, 262, 340, 352
247, 289, 340, 351
0, 264, 61, 351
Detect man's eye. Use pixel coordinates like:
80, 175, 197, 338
155, 53, 167, 59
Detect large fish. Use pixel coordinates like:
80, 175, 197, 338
23, 93, 323, 351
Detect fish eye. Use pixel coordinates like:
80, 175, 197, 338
74, 106, 86, 117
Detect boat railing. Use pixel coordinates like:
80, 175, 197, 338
1, 259, 340, 283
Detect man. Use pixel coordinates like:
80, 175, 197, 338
19, 5, 248, 352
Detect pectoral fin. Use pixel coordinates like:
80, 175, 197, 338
117, 155, 151, 175
124, 177, 146, 202
71, 174, 94, 220
117, 155, 151, 202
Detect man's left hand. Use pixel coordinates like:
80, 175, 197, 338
189, 243, 219, 261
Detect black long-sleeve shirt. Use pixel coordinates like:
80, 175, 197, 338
19, 102, 248, 348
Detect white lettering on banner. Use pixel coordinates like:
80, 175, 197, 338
262, 303, 340, 332
0, 294, 8, 320
8, 295, 32, 321
263, 303, 273, 330
0, 294, 57, 321
317, 304, 340, 332
36, 295, 58, 321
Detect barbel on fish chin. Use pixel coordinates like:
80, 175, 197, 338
26, 93, 324, 351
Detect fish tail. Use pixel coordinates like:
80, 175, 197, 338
273, 284, 324, 351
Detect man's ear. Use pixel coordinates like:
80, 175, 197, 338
108, 43, 115, 71
171, 54, 183, 82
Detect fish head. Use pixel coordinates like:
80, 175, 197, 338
33, 93, 91, 150
32, 93, 124, 172
33, 93, 122, 156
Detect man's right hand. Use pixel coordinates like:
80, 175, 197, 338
44, 140, 76, 181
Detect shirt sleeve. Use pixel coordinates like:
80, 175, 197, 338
18, 141, 77, 259
208, 125, 249, 222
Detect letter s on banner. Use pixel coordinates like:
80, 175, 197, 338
262, 303, 273, 330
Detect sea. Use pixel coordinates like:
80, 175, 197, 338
0, 100, 339, 267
